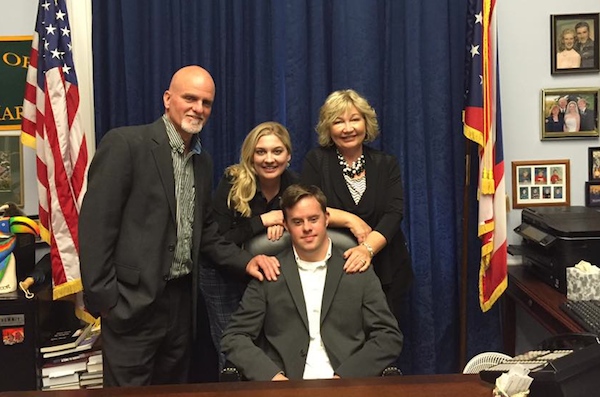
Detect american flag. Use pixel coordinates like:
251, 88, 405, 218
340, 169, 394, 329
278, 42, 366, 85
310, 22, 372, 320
463, 0, 507, 312
21, 0, 89, 305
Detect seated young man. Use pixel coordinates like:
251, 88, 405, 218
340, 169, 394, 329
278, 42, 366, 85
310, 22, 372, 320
221, 184, 403, 380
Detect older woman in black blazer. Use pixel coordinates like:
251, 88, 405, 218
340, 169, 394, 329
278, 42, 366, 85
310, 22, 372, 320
301, 89, 413, 326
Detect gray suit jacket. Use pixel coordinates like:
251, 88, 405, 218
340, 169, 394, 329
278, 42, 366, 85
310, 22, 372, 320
79, 118, 251, 334
221, 246, 403, 380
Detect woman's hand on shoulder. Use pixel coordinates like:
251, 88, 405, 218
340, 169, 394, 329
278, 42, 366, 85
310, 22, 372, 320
342, 245, 372, 273
246, 255, 280, 281
342, 231, 386, 273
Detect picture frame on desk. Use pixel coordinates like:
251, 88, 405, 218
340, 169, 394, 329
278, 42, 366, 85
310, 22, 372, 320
550, 13, 599, 75
589, 147, 600, 181
541, 87, 599, 140
585, 181, 600, 207
511, 159, 570, 209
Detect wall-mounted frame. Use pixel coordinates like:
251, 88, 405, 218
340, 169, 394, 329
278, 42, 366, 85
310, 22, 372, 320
512, 160, 570, 209
589, 147, 600, 181
0, 36, 32, 130
585, 181, 600, 207
541, 87, 599, 140
551, 13, 599, 74
0, 132, 23, 207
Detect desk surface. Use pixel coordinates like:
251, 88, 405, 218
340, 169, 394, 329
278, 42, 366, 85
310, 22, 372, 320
0, 375, 491, 397
504, 265, 584, 354
508, 265, 583, 333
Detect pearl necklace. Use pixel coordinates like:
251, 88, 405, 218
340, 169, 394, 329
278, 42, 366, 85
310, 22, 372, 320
336, 150, 365, 178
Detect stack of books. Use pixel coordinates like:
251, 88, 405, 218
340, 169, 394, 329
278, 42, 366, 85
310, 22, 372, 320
38, 322, 102, 390
79, 353, 103, 389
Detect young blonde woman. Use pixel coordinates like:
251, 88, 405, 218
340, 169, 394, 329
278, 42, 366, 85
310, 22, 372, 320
199, 121, 298, 367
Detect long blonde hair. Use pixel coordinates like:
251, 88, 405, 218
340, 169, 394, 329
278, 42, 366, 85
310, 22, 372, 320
226, 121, 292, 217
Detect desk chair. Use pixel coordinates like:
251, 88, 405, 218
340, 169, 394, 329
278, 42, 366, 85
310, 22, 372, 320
243, 227, 357, 256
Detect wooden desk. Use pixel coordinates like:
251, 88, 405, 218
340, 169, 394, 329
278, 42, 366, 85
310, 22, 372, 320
503, 265, 584, 355
0, 375, 491, 397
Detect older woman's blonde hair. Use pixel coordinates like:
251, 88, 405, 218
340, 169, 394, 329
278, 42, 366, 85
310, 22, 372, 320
315, 89, 379, 147
226, 121, 292, 217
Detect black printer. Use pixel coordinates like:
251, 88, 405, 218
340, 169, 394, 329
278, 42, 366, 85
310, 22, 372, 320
511, 206, 600, 294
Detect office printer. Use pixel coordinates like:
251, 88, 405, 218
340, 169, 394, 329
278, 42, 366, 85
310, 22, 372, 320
512, 206, 600, 294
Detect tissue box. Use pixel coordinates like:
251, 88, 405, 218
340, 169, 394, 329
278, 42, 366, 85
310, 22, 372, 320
566, 267, 600, 301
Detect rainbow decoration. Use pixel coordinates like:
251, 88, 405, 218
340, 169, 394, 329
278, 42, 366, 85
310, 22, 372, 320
0, 217, 40, 282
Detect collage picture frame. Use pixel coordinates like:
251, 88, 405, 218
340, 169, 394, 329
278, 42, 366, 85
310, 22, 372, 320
512, 159, 570, 209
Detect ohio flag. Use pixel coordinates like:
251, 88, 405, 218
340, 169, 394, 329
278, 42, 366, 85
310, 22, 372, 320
21, 0, 89, 308
463, 0, 507, 312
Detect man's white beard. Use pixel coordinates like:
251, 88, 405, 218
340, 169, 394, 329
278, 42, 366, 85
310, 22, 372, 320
182, 118, 204, 135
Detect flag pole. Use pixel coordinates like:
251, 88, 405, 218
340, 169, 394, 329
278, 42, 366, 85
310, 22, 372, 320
459, 138, 472, 370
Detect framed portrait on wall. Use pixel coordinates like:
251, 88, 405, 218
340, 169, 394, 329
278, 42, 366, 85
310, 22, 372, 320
551, 13, 599, 74
540, 87, 599, 140
590, 147, 600, 181
0, 132, 23, 207
511, 160, 570, 209
0, 36, 32, 131
585, 181, 600, 207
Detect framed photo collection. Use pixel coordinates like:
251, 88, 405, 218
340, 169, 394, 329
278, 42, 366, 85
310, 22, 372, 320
512, 160, 570, 209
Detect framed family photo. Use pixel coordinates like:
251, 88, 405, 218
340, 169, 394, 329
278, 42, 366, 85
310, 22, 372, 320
511, 160, 570, 209
551, 13, 599, 74
585, 181, 600, 207
541, 87, 599, 140
590, 147, 600, 181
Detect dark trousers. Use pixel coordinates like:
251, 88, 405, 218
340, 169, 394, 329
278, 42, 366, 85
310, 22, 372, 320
102, 275, 192, 387
198, 265, 246, 369
382, 277, 412, 375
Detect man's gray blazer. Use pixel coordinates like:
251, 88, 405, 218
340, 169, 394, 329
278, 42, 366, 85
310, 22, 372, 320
221, 246, 403, 380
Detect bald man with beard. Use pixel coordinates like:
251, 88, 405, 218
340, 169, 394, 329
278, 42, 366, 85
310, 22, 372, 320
80, 66, 280, 387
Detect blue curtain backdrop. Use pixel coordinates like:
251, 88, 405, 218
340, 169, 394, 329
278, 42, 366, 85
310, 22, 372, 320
91, 0, 502, 374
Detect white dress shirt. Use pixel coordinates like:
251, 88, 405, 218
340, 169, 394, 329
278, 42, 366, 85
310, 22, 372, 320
293, 240, 334, 379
